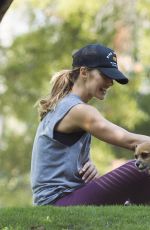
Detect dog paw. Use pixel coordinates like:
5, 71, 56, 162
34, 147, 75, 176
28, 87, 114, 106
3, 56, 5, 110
124, 200, 132, 206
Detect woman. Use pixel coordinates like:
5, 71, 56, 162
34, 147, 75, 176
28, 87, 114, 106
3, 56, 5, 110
31, 44, 150, 206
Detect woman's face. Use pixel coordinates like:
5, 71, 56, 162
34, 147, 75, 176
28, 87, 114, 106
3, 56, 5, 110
85, 69, 114, 100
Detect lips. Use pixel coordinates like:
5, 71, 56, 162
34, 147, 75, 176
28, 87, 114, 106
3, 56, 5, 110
139, 165, 147, 170
137, 163, 149, 172
100, 88, 107, 94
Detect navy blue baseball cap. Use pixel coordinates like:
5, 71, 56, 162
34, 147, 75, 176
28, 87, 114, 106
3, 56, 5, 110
72, 44, 128, 84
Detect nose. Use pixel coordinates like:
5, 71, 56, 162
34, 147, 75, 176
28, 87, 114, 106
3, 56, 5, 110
99, 71, 114, 86
107, 79, 113, 87
135, 161, 140, 168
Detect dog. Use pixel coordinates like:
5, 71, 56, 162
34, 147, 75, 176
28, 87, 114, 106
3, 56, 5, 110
124, 142, 150, 206
134, 142, 150, 174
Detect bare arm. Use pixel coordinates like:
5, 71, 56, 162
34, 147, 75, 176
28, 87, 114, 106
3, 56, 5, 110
70, 104, 150, 151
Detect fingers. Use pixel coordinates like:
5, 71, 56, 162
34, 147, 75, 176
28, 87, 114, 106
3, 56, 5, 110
79, 161, 100, 183
93, 172, 100, 180
79, 161, 91, 175
83, 167, 98, 183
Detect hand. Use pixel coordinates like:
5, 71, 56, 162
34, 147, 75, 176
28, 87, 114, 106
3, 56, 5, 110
79, 160, 100, 183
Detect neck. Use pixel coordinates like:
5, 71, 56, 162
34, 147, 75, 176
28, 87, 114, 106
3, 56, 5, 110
71, 84, 92, 103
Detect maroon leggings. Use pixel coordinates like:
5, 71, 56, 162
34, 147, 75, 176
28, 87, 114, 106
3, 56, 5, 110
53, 160, 150, 206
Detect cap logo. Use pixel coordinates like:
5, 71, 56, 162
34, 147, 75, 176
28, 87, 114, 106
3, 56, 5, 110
110, 62, 117, 67
106, 51, 117, 67
113, 56, 117, 62
106, 52, 113, 59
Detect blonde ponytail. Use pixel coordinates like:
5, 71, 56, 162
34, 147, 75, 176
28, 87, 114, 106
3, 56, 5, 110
36, 68, 80, 120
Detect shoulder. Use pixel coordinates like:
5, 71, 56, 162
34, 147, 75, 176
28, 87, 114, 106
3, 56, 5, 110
70, 103, 99, 117
69, 103, 104, 129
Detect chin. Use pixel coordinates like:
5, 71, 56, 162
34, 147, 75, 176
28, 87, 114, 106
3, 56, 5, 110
95, 97, 104, 100
95, 94, 105, 100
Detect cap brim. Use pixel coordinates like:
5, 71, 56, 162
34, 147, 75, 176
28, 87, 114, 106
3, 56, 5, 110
98, 67, 129, 84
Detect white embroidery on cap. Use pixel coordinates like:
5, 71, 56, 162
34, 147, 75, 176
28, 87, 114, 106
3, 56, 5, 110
110, 62, 117, 67
106, 52, 113, 59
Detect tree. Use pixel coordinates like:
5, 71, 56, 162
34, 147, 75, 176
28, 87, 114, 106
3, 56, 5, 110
0, 0, 150, 207
0, 0, 14, 22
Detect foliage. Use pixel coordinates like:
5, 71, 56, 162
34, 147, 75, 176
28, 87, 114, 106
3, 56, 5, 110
0, 0, 150, 207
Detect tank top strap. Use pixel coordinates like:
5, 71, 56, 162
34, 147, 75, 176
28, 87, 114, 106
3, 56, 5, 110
44, 93, 84, 139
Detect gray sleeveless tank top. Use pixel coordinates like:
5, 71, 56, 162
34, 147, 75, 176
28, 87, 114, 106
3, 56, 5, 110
31, 93, 91, 205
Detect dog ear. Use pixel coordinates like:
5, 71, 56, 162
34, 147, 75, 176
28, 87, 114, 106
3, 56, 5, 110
134, 144, 138, 151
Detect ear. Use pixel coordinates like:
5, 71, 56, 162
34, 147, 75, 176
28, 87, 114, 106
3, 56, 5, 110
134, 144, 138, 151
80, 67, 88, 80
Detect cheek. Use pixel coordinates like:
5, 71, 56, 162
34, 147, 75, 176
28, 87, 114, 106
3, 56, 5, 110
89, 78, 103, 89
85, 79, 96, 89
90, 81, 101, 92
85, 72, 104, 92
145, 158, 150, 163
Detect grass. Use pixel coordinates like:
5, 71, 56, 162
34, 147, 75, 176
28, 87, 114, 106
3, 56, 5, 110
0, 205, 150, 230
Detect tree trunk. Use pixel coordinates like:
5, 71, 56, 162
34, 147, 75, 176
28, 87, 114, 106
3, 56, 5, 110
0, 0, 14, 22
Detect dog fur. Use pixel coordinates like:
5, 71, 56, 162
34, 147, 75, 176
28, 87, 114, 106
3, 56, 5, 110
134, 142, 150, 174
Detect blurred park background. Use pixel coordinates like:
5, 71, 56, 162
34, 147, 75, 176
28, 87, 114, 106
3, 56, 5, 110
0, 0, 150, 207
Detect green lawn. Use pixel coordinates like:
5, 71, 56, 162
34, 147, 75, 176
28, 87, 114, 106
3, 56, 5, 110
0, 206, 150, 230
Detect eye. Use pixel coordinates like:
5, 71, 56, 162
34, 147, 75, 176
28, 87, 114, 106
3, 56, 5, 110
134, 154, 138, 159
141, 152, 149, 159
